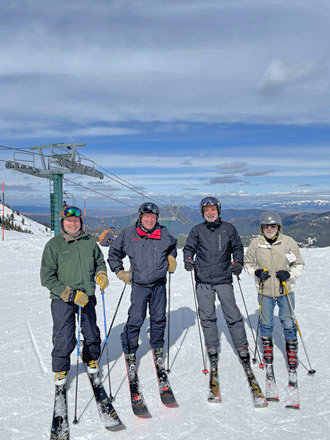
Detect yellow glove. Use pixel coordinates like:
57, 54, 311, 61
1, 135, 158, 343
60, 287, 89, 308
167, 255, 177, 273
116, 270, 131, 285
96, 271, 109, 290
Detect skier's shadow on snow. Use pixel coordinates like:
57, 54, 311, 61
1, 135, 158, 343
215, 304, 288, 361
98, 305, 196, 369
66, 305, 196, 387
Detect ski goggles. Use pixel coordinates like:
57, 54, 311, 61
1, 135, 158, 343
63, 207, 82, 218
139, 203, 159, 215
261, 224, 278, 229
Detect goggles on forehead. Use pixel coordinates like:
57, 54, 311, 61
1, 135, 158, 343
63, 207, 82, 218
262, 224, 278, 229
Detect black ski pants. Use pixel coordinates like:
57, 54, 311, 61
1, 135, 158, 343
121, 281, 167, 354
51, 296, 101, 372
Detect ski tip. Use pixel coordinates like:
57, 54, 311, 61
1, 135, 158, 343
254, 400, 269, 408
259, 362, 265, 369
202, 369, 209, 375
208, 397, 222, 403
164, 402, 179, 408
106, 422, 127, 431
135, 412, 152, 419
308, 369, 316, 376
286, 403, 300, 409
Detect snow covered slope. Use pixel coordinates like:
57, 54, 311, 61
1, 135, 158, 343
1, 205, 50, 237
0, 231, 329, 440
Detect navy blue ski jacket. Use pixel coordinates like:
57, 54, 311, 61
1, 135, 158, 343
183, 219, 243, 285
108, 224, 177, 286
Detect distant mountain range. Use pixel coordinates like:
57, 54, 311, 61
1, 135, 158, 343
260, 200, 330, 210
23, 205, 330, 248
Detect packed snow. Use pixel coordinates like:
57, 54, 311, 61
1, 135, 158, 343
0, 226, 329, 440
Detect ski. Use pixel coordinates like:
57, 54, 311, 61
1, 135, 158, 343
124, 354, 151, 418
265, 363, 279, 402
242, 363, 268, 408
208, 369, 222, 403
85, 366, 126, 431
285, 369, 300, 409
151, 350, 178, 408
50, 384, 69, 440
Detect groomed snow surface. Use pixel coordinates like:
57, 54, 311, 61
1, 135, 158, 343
1, 230, 329, 440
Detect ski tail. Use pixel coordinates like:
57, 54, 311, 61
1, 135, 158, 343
84, 365, 125, 431
242, 363, 268, 408
50, 384, 70, 440
285, 369, 300, 409
123, 353, 152, 418
265, 363, 279, 402
151, 347, 178, 408
208, 370, 222, 403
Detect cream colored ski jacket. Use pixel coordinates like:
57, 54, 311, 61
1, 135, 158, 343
244, 233, 304, 298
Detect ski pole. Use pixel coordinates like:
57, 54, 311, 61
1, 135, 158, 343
252, 282, 264, 367
236, 275, 263, 368
190, 272, 208, 375
99, 282, 127, 361
282, 281, 316, 375
73, 306, 82, 424
166, 273, 171, 373
100, 288, 113, 400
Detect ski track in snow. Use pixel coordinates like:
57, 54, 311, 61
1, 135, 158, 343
0, 230, 330, 439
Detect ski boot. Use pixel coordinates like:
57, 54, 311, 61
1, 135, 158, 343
153, 347, 165, 370
125, 353, 137, 380
54, 370, 67, 386
238, 346, 251, 371
286, 339, 298, 371
87, 359, 99, 374
208, 348, 219, 373
261, 336, 273, 364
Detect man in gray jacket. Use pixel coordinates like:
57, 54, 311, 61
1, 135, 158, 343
244, 211, 304, 383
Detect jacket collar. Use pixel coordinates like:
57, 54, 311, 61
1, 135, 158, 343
136, 227, 161, 239
61, 230, 85, 242
205, 217, 222, 231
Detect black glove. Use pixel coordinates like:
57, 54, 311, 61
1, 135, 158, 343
184, 258, 194, 272
276, 270, 290, 282
255, 269, 270, 281
231, 262, 243, 276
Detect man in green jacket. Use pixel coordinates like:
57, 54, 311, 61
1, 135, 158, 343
40, 206, 109, 385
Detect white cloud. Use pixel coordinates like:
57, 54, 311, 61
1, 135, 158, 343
1, 0, 330, 136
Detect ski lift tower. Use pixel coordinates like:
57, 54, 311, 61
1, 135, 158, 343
5, 143, 104, 236
159, 202, 190, 231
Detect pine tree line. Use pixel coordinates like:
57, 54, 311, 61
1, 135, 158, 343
0, 213, 32, 234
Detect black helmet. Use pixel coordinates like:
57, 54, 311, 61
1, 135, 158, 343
259, 211, 282, 232
200, 196, 221, 215
139, 202, 160, 217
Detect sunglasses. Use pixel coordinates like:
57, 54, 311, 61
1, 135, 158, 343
262, 224, 278, 229
63, 207, 82, 218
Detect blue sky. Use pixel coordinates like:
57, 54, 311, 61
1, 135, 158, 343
0, 1, 330, 214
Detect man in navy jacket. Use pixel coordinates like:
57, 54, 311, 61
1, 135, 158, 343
108, 202, 177, 366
